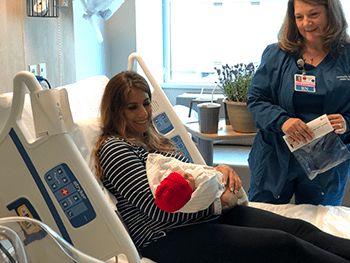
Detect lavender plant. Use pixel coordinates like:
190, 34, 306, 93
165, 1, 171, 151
215, 63, 256, 102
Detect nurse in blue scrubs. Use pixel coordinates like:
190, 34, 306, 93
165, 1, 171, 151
247, 0, 350, 206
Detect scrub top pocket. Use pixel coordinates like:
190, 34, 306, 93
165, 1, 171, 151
248, 132, 274, 186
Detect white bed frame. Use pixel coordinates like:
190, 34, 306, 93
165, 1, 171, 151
0, 54, 350, 263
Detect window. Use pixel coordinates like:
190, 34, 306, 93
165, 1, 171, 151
136, 0, 350, 86
163, 0, 288, 83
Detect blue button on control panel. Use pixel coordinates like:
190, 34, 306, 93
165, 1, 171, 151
153, 112, 174, 135
44, 163, 96, 228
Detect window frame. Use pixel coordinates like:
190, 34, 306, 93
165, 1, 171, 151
136, 0, 350, 90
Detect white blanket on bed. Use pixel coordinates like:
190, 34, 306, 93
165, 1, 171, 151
249, 202, 350, 239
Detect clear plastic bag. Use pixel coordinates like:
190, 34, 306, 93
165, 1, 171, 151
293, 132, 350, 180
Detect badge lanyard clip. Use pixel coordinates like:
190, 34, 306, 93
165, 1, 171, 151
297, 58, 306, 75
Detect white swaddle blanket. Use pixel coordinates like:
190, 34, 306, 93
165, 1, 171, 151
146, 153, 226, 213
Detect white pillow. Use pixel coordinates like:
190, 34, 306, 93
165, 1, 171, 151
69, 116, 102, 173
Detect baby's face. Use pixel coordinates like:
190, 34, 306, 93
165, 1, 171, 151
177, 171, 195, 191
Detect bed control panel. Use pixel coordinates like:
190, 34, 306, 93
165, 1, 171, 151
171, 135, 193, 163
153, 112, 174, 135
44, 163, 96, 228
153, 112, 194, 163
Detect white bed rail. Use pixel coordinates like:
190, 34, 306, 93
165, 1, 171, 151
127, 53, 206, 165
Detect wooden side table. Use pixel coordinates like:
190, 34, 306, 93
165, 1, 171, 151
184, 119, 257, 165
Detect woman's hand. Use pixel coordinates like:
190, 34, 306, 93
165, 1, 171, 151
328, 114, 346, 134
282, 118, 314, 146
215, 164, 241, 193
220, 185, 244, 211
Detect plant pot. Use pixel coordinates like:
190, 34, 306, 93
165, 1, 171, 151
223, 102, 230, 125
225, 100, 258, 133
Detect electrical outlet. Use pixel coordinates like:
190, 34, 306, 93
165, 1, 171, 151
39, 63, 47, 79
29, 64, 38, 75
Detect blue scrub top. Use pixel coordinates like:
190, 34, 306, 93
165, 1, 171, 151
293, 66, 326, 122
247, 43, 350, 199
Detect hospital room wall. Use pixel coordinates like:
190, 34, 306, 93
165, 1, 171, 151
103, 0, 180, 106
104, 0, 137, 78
0, 0, 76, 94
73, 0, 133, 83
73, 0, 107, 82
103, 0, 188, 106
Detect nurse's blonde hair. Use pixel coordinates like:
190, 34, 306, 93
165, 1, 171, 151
278, 0, 350, 56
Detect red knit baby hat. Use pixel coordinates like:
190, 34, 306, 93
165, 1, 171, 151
155, 172, 193, 213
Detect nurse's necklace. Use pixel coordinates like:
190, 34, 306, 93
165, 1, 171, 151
303, 57, 314, 65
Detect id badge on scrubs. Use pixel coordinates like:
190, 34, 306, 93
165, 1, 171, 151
294, 74, 316, 93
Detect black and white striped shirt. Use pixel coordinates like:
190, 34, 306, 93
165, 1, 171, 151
99, 137, 218, 249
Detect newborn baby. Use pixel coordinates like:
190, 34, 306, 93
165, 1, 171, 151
146, 153, 245, 213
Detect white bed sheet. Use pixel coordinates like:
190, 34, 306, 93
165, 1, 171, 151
250, 202, 350, 239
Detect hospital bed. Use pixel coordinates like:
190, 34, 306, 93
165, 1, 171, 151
0, 216, 106, 263
0, 54, 350, 263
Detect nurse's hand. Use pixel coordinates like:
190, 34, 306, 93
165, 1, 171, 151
215, 164, 241, 193
328, 114, 346, 134
282, 118, 314, 146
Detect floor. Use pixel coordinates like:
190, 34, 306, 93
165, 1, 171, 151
212, 144, 252, 194
213, 144, 250, 166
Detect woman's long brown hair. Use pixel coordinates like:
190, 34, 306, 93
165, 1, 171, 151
94, 71, 176, 179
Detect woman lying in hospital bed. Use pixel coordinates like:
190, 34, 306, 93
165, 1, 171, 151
2, 73, 350, 262
93, 71, 350, 263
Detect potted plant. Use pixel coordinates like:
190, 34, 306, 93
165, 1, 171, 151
215, 63, 258, 133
